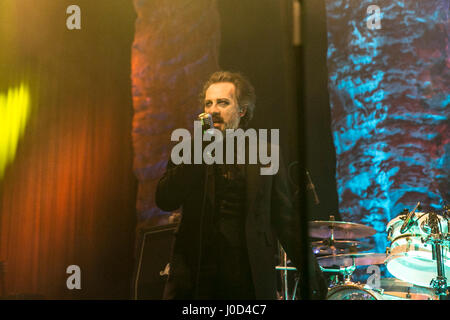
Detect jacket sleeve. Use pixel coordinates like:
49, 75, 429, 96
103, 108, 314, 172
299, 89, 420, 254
155, 158, 205, 212
270, 150, 328, 299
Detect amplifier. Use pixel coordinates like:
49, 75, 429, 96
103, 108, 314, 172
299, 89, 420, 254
133, 223, 177, 300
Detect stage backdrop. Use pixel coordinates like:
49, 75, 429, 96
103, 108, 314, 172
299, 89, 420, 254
325, 0, 449, 253
131, 0, 221, 229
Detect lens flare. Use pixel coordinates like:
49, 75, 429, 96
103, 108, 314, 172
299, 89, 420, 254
0, 83, 31, 179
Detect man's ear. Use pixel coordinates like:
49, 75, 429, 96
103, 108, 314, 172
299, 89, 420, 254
240, 106, 246, 117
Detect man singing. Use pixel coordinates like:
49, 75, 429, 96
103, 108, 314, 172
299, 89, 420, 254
155, 71, 326, 299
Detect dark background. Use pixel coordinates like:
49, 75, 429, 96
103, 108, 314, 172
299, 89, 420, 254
218, 0, 339, 221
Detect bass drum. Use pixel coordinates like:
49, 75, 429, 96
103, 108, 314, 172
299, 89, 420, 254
379, 278, 438, 300
327, 284, 400, 300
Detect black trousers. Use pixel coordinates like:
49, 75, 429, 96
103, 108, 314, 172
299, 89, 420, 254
197, 231, 255, 300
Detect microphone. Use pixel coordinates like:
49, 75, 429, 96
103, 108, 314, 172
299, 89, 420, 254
198, 113, 213, 133
400, 201, 420, 234
306, 169, 320, 205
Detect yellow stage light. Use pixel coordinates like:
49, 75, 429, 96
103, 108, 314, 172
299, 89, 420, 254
0, 83, 31, 179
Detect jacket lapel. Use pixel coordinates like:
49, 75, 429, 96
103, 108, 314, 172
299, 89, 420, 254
245, 163, 261, 216
205, 164, 215, 208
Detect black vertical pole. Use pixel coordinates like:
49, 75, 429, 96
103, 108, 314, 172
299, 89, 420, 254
295, 0, 310, 300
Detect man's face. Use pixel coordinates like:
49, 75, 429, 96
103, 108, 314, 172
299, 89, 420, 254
204, 82, 243, 131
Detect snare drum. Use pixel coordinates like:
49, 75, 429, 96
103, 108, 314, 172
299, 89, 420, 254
385, 213, 450, 287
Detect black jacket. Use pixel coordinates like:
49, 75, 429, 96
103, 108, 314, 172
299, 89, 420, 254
155, 144, 327, 299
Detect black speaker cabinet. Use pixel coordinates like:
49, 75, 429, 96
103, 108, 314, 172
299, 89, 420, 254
133, 223, 177, 300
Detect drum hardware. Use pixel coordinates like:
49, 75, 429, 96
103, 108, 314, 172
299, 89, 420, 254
371, 278, 438, 300
386, 206, 450, 296
310, 217, 376, 256
274, 264, 300, 300
275, 265, 299, 300
318, 253, 385, 291
400, 202, 421, 234
324, 271, 440, 300
443, 204, 450, 217
326, 276, 441, 300
404, 287, 411, 299
319, 264, 356, 286
309, 216, 377, 240
420, 212, 450, 298
309, 216, 384, 298
327, 281, 438, 300
275, 266, 297, 271
312, 239, 374, 256
317, 252, 386, 268
318, 252, 386, 296
276, 242, 299, 300
326, 283, 392, 300
308, 216, 435, 300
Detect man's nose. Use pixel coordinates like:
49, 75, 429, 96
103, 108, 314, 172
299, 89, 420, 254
206, 104, 220, 114
208, 111, 220, 120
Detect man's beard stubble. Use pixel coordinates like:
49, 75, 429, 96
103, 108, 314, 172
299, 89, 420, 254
213, 113, 241, 131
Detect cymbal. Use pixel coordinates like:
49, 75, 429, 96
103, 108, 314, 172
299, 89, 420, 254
317, 253, 386, 267
309, 220, 376, 239
312, 240, 374, 255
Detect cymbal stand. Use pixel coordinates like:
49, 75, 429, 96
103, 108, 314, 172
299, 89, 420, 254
422, 213, 449, 299
282, 247, 289, 300
430, 241, 447, 299
328, 215, 335, 243
276, 243, 297, 300
321, 215, 358, 286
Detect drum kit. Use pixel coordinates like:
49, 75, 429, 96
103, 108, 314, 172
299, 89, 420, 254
277, 203, 450, 300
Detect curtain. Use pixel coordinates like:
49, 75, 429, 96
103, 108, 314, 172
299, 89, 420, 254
0, 0, 137, 299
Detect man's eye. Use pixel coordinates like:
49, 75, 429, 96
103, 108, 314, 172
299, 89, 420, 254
205, 101, 212, 107
219, 101, 229, 106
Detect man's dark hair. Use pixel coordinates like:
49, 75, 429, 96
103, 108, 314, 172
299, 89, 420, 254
199, 71, 256, 128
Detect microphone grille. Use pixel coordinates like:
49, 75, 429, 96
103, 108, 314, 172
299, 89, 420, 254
198, 113, 213, 129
